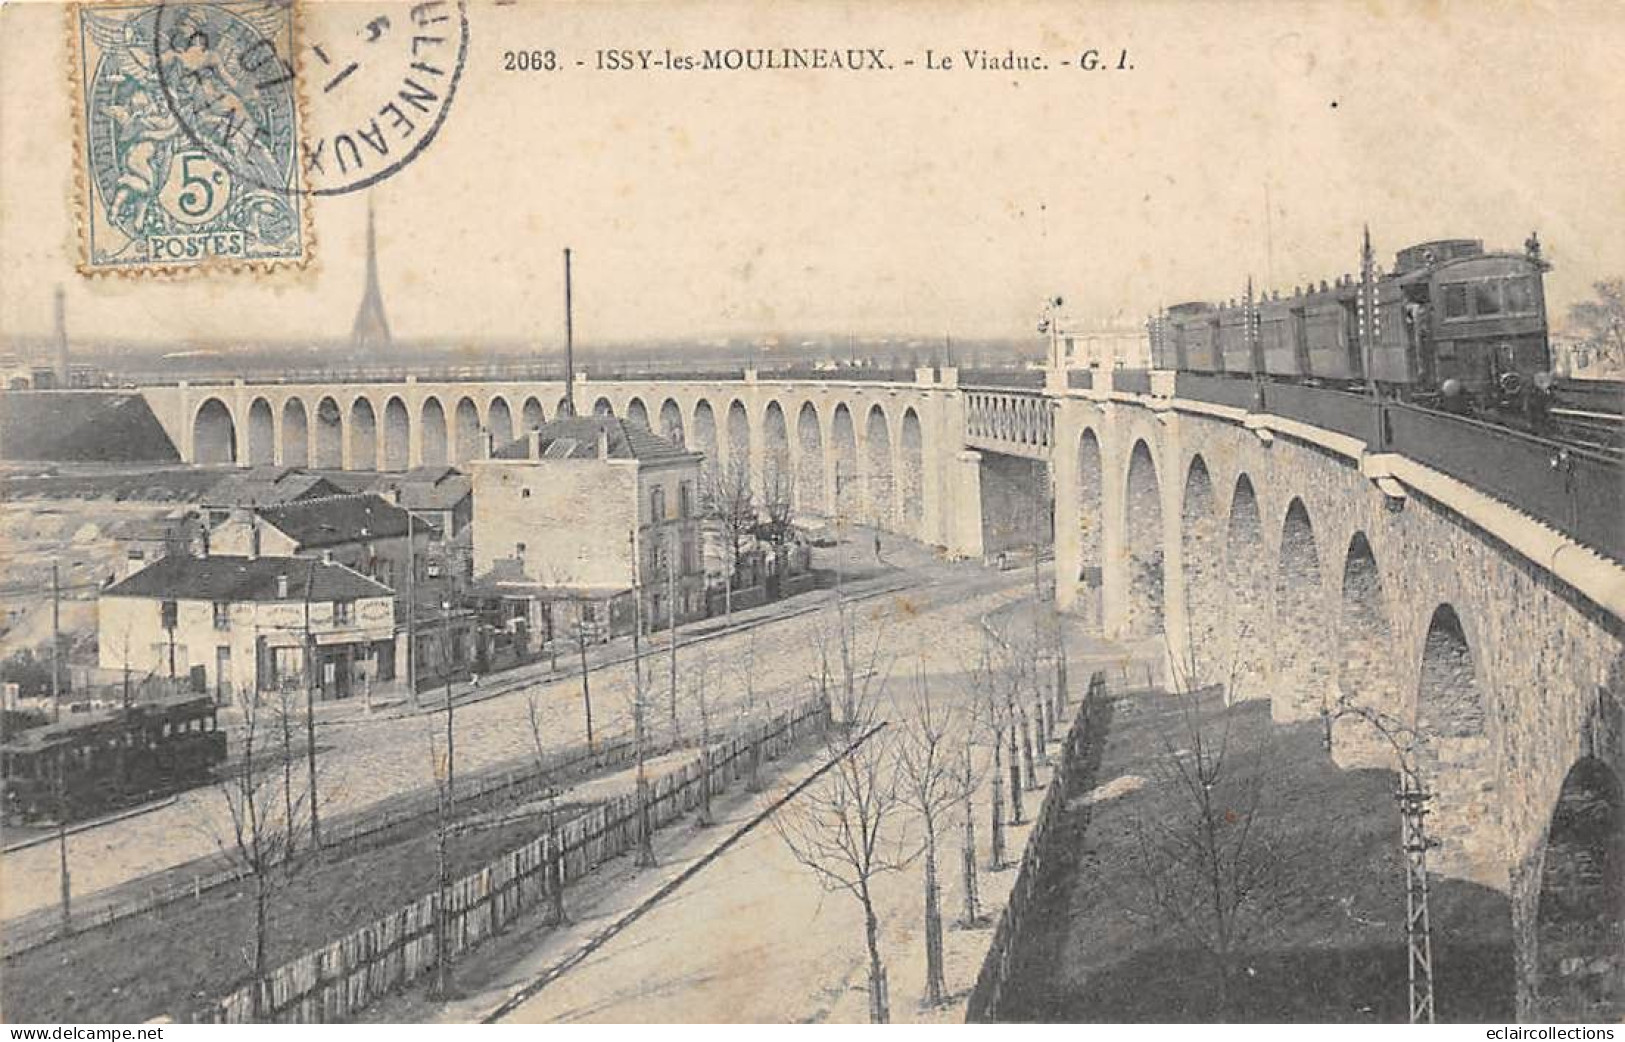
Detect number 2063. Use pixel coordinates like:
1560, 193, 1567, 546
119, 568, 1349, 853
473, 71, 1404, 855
503, 49, 557, 71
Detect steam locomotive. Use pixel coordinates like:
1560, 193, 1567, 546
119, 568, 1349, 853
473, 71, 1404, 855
1147, 232, 1555, 424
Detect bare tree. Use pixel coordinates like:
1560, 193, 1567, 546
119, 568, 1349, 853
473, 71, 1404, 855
1119, 663, 1299, 1020
895, 662, 973, 1006
524, 690, 569, 925
692, 645, 715, 826
772, 697, 912, 1023
211, 695, 305, 1019
1567, 277, 1625, 364
705, 457, 756, 619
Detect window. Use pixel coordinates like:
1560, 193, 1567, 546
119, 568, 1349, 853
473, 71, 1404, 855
160, 599, 178, 630
1504, 276, 1538, 314
650, 486, 666, 522
516, 542, 527, 556
1472, 281, 1501, 316
521, 488, 532, 499
334, 600, 354, 625
213, 601, 230, 630
1443, 284, 1469, 319
679, 481, 694, 518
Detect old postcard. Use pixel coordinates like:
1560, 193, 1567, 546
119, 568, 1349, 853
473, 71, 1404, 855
1, 0, 1622, 1030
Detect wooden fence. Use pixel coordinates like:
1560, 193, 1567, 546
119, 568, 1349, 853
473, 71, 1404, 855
964, 670, 1108, 1022
204, 694, 830, 1023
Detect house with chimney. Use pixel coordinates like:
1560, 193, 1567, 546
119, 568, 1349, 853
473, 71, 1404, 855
207, 492, 438, 592
470, 416, 704, 645
97, 555, 397, 704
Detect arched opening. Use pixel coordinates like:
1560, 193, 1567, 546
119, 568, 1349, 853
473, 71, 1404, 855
487, 397, 514, 448
762, 401, 791, 504
280, 399, 308, 467
1271, 497, 1329, 721
831, 403, 859, 520
192, 399, 236, 465
626, 397, 650, 430
1332, 532, 1402, 767
1076, 429, 1104, 630
795, 402, 826, 515
312, 396, 343, 469
659, 398, 685, 446
1179, 455, 1222, 688
556, 395, 572, 418
692, 400, 719, 485
421, 397, 448, 467
1534, 757, 1625, 1022
864, 405, 894, 529
382, 397, 411, 471
521, 396, 545, 431
1223, 474, 1268, 699
348, 398, 377, 471
593, 396, 614, 417
245, 398, 275, 466
453, 397, 481, 463
725, 399, 751, 481
899, 408, 924, 538
1416, 604, 1500, 880
1123, 439, 1164, 640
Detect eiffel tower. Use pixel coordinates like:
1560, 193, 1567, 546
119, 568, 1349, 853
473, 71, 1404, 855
351, 198, 392, 352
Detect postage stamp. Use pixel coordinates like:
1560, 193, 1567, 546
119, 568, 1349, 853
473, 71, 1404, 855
69, 0, 311, 275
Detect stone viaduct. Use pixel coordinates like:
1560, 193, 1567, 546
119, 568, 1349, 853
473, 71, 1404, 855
137, 366, 1622, 1021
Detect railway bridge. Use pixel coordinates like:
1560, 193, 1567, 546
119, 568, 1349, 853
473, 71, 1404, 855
135, 365, 1623, 1021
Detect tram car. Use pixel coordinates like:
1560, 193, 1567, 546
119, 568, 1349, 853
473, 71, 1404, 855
1149, 235, 1555, 417
1, 695, 227, 824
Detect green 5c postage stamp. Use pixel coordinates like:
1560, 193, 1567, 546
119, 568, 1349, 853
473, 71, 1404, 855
70, 0, 311, 274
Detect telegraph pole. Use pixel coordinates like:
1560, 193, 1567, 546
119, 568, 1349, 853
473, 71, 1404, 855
563, 248, 575, 417
303, 569, 321, 848
1323, 702, 1437, 1023
50, 563, 61, 723
442, 599, 456, 808
576, 609, 594, 751
406, 511, 418, 708
1397, 772, 1438, 1024
629, 530, 655, 867
666, 534, 680, 740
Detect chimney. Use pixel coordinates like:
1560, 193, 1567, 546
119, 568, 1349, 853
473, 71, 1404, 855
596, 424, 610, 460
322, 549, 334, 564
530, 430, 543, 458
276, 573, 289, 599
247, 520, 259, 560
53, 286, 69, 388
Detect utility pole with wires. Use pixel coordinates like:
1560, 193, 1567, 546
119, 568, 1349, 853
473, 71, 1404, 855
1321, 700, 1437, 1023
629, 530, 655, 868
1397, 775, 1438, 1025
665, 533, 680, 741
405, 510, 418, 708
50, 563, 62, 723
303, 568, 321, 849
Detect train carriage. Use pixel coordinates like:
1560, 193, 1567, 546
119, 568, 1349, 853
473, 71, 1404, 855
1163, 302, 1219, 371
1217, 303, 1253, 374
1, 695, 226, 824
1145, 232, 1554, 416
1257, 296, 1298, 377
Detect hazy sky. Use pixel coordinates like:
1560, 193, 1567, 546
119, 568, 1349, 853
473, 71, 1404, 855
3, 0, 1623, 352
